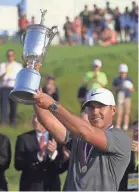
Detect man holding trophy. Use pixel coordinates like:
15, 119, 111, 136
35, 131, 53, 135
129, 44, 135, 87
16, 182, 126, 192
10, 10, 131, 191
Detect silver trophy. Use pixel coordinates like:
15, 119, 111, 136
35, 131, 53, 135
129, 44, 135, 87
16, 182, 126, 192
10, 9, 57, 105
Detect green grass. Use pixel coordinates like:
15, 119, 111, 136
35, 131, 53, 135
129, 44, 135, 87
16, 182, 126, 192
0, 43, 138, 190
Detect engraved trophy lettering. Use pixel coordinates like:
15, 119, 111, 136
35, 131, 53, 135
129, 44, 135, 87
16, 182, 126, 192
10, 9, 57, 104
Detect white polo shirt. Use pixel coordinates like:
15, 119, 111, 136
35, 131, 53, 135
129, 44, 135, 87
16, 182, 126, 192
0, 61, 23, 88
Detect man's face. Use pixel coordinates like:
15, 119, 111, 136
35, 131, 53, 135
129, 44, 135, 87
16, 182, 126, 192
7, 51, 15, 62
120, 72, 128, 78
46, 79, 55, 89
32, 114, 46, 133
87, 101, 116, 129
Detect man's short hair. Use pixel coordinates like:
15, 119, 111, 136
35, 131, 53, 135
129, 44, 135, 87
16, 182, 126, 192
46, 75, 55, 81
6, 49, 15, 56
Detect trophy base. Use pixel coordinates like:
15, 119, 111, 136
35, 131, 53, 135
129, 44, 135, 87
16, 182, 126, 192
10, 89, 37, 105
10, 68, 41, 105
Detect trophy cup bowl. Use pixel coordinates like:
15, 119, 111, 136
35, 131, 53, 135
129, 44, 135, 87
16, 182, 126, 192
10, 10, 58, 105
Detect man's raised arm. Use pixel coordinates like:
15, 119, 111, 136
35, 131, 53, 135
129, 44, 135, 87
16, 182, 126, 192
33, 91, 107, 150
34, 105, 67, 143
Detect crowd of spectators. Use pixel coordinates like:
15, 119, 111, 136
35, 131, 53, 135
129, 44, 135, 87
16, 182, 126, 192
62, 1, 138, 46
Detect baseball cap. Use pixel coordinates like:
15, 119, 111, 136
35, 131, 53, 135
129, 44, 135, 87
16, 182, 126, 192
119, 64, 128, 73
92, 59, 102, 67
82, 88, 115, 108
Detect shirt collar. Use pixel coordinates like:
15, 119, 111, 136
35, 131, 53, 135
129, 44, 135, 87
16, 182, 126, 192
36, 130, 48, 137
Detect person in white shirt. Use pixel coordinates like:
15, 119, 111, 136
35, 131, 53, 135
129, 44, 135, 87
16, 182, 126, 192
0, 49, 23, 126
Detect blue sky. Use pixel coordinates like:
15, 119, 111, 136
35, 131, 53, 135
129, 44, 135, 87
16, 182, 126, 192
0, 0, 22, 6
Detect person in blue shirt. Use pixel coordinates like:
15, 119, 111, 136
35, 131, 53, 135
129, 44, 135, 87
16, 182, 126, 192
112, 64, 134, 130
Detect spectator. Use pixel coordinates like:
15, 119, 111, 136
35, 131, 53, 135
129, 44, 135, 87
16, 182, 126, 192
77, 85, 88, 112
71, 16, 82, 44
114, 7, 122, 42
42, 76, 59, 102
83, 59, 108, 90
104, 14, 115, 30
130, 1, 137, 20
0, 49, 23, 126
80, 5, 89, 44
98, 27, 117, 46
80, 5, 89, 28
93, 4, 100, 15
106, 1, 113, 14
120, 7, 131, 42
30, 16, 35, 25
119, 120, 138, 191
92, 14, 104, 44
131, 6, 138, 42
112, 64, 135, 130
18, 13, 29, 35
63, 16, 72, 45
0, 133, 11, 191
14, 113, 67, 191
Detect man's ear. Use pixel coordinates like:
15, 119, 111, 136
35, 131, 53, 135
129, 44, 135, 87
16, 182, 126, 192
112, 106, 116, 116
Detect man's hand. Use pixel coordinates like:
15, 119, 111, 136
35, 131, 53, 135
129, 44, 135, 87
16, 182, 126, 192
46, 139, 57, 155
63, 146, 70, 160
33, 89, 55, 109
131, 141, 138, 152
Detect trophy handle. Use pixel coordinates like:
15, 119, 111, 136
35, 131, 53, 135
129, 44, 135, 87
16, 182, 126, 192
21, 32, 26, 44
44, 26, 58, 48
51, 26, 58, 34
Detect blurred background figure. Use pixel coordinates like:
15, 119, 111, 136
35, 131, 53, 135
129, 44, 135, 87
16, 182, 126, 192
0, 49, 23, 126
71, 16, 82, 45
80, 5, 89, 44
113, 7, 122, 43
106, 1, 113, 14
98, 27, 117, 46
14, 113, 68, 191
0, 133, 11, 191
63, 16, 73, 45
30, 16, 35, 25
83, 59, 108, 91
119, 120, 138, 191
77, 85, 88, 112
112, 64, 134, 130
18, 13, 29, 35
42, 76, 59, 102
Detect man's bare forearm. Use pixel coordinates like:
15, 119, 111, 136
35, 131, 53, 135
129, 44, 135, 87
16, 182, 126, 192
34, 105, 66, 143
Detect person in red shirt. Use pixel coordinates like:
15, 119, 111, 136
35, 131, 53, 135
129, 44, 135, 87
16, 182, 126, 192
18, 13, 29, 34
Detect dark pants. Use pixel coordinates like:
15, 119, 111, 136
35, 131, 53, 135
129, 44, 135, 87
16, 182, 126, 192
0, 87, 17, 125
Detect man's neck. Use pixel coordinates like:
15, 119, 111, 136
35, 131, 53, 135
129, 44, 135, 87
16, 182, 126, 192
7, 61, 15, 64
103, 123, 113, 130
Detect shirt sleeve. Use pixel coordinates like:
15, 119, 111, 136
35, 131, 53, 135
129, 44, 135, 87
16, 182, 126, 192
105, 129, 132, 156
112, 78, 118, 87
